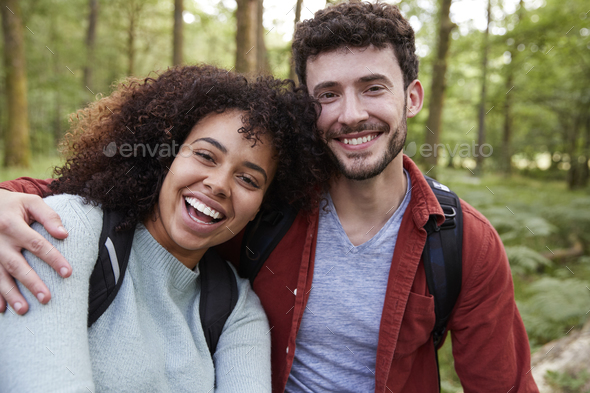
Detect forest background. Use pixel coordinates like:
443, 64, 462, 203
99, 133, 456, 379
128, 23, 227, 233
0, 0, 589, 391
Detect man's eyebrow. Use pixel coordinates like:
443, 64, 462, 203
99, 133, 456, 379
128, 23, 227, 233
312, 81, 339, 97
358, 73, 394, 86
191, 137, 227, 153
243, 161, 268, 183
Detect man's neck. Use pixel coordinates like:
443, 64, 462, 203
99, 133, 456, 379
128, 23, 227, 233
329, 155, 407, 246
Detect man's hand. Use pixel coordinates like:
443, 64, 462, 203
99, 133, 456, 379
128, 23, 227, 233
0, 189, 71, 314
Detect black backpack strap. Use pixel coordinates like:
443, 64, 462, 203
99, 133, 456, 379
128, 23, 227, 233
88, 211, 238, 357
422, 175, 463, 391
88, 210, 135, 327
239, 204, 299, 284
422, 175, 463, 347
199, 248, 239, 357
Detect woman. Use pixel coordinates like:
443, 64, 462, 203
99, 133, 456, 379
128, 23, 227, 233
0, 65, 329, 392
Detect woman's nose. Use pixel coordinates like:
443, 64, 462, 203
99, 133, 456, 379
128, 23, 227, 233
203, 170, 231, 198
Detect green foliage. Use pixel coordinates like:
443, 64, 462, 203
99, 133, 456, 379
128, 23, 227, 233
4, 0, 589, 179
438, 168, 589, 251
0, 152, 62, 182
505, 246, 552, 275
482, 206, 557, 243
438, 337, 462, 393
1, 0, 241, 159
518, 277, 590, 345
541, 198, 590, 247
545, 369, 590, 393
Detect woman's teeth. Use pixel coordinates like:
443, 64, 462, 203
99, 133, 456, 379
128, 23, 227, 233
185, 196, 224, 220
342, 134, 378, 145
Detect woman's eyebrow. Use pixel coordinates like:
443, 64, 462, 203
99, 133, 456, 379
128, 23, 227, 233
191, 137, 227, 153
243, 161, 268, 183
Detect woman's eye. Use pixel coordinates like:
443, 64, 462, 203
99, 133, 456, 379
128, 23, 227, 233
239, 175, 260, 189
195, 152, 214, 162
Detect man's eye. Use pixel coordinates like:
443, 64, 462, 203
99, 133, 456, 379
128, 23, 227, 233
367, 86, 384, 92
319, 92, 336, 99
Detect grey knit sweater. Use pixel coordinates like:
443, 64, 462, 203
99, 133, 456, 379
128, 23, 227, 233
0, 194, 271, 393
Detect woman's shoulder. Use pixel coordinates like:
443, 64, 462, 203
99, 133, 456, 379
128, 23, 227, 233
225, 262, 267, 321
42, 194, 104, 241
43, 193, 92, 210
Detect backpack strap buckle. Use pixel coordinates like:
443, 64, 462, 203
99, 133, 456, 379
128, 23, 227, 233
441, 206, 457, 229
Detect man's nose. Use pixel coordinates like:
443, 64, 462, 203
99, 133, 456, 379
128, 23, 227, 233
337, 93, 369, 127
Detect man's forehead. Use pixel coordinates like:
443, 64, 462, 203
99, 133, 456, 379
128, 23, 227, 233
305, 44, 400, 86
306, 43, 396, 64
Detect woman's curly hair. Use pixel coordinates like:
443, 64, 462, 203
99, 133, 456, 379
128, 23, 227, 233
292, 1, 418, 89
49, 65, 334, 230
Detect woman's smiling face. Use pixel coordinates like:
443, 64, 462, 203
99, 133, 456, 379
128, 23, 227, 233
145, 110, 277, 268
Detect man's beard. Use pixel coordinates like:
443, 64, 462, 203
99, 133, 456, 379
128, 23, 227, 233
326, 111, 407, 181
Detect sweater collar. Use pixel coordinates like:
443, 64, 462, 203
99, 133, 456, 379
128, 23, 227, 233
132, 224, 200, 292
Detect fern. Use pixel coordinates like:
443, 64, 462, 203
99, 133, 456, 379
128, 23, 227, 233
506, 246, 552, 275
518, 277, 590, 344
477, 206, 557, 244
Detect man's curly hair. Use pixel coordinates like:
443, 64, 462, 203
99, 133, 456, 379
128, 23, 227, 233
292, 1, 418, 90
49, 65, 333, 230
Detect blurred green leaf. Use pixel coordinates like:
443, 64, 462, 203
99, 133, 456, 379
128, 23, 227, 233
506, 246, 552, 275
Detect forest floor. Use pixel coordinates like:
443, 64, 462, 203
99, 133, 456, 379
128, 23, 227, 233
0, 153, 61, 183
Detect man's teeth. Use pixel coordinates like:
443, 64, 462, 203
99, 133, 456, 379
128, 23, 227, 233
185, 197, 223, 220
342, 134, 378, 145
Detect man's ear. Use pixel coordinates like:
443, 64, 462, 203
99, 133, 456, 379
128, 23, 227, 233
406, 79, 424, 118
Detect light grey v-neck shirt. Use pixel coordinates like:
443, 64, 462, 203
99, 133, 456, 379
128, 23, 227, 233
286, 170, 411, 393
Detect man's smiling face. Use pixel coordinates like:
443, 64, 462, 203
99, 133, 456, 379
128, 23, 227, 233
306, 45, 413, 181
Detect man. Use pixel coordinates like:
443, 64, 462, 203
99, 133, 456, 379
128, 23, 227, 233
0, 2, 538, 392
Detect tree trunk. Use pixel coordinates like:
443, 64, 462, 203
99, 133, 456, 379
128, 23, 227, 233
256, 0, 270, 73
502, 0, 525, 176
501, 71, 513, 175
581, 115, 590, 187
173, 0, 183, 65
567, 113, 590, 189
289, 0, 304, 83
83, 0, 99, 92
1, 0, 31, 167
565, 115, 581, 190
53, 92, 63, 145
476, 0, 492, 175
50, 14, 63, 144
423, 0, 454, 177
235, 0, 258, 73
125, 0, 143, 76
127, 13, 135, 75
